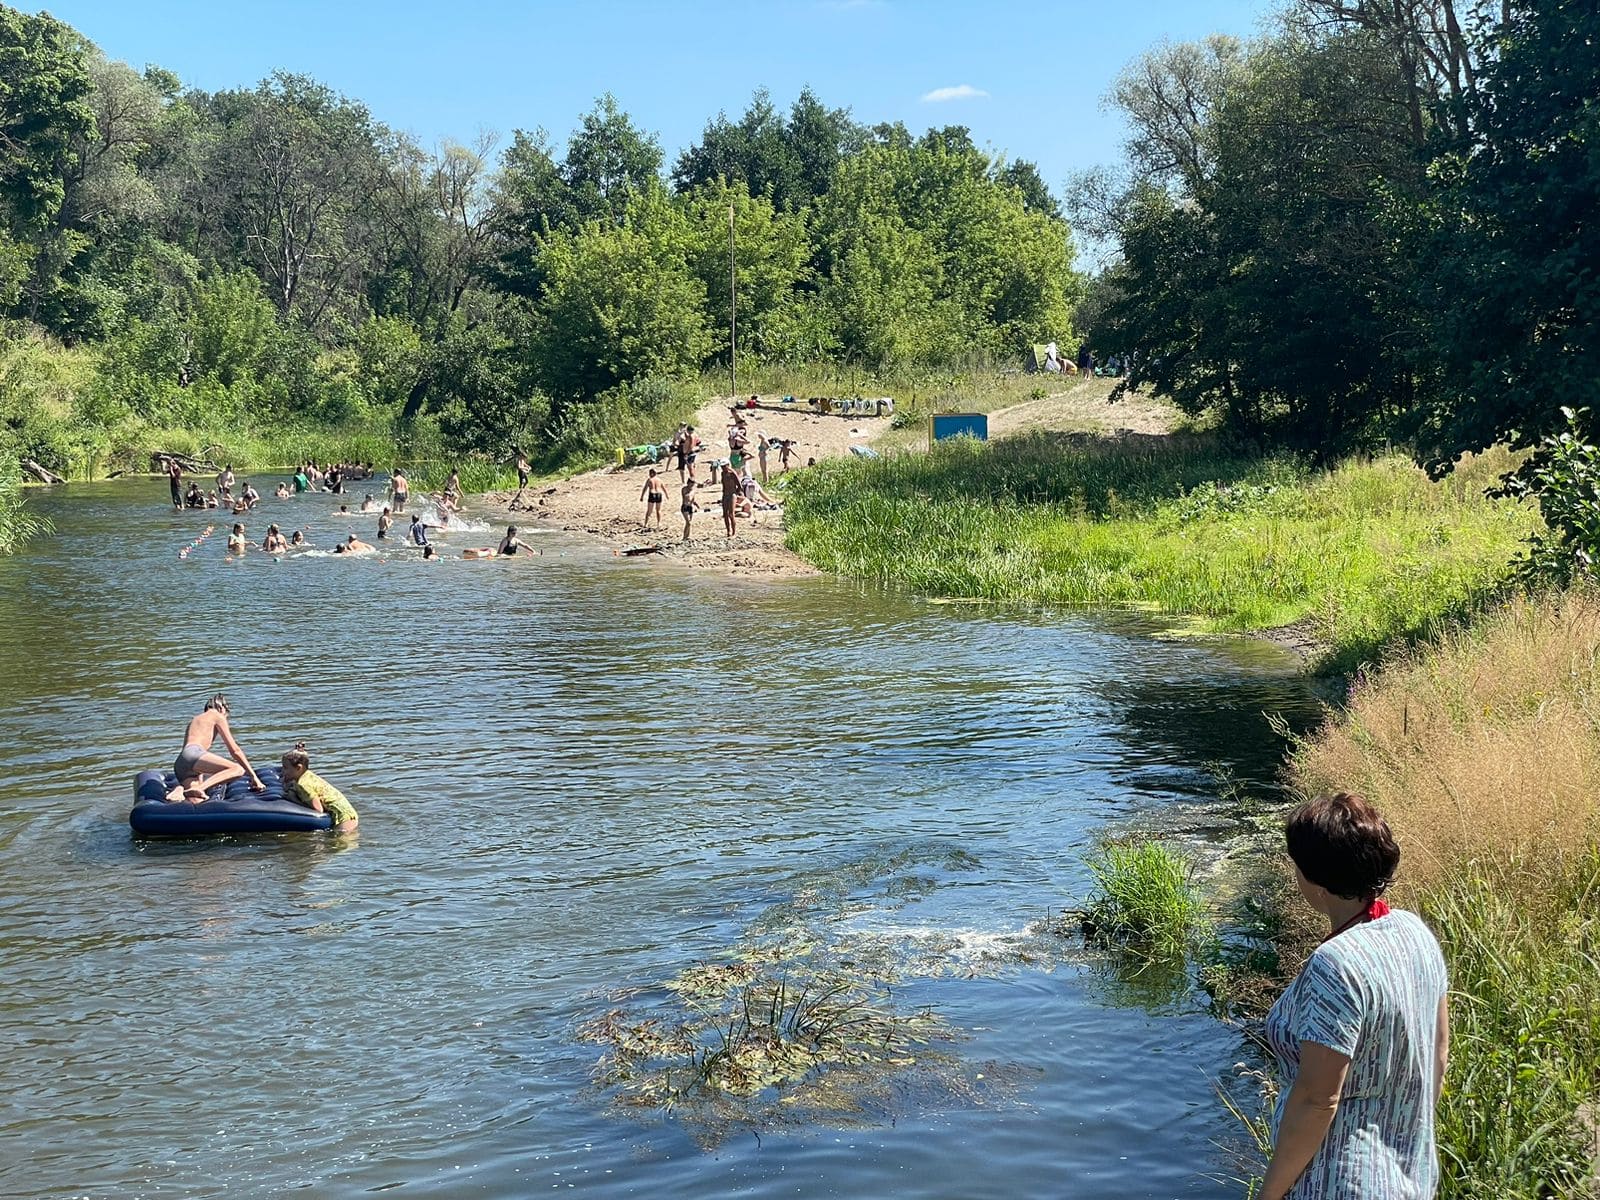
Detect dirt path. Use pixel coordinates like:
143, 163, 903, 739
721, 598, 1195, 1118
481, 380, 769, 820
987, 379, 1179, 439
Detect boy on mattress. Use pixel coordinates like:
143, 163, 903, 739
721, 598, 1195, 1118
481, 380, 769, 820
280, 744, 359, 833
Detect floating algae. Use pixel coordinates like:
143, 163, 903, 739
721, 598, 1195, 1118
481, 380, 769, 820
578, 845, 1054, 1147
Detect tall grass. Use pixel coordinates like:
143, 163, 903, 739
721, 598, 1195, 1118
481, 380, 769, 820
1083, 839, 1210, 964
785, 434, 1535, 670
1288, 590, 1600, 1195
1292, 590, 1600, 894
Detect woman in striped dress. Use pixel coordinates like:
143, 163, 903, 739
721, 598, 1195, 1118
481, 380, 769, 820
1260, 793, 1450, 1199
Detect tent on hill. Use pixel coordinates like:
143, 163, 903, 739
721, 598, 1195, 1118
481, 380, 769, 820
1025, 342, 1076, 374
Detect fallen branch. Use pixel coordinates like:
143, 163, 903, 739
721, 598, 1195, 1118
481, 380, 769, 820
21, 458, 66, 485
151, 451, 215, 475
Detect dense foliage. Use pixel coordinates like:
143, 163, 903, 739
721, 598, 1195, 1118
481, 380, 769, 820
1081, 0, 1599, 475
0, 5, 1079, 487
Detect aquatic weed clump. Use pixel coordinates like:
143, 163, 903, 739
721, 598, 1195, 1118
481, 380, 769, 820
579, 941, 968, 1144
1081, 837, 1210, 965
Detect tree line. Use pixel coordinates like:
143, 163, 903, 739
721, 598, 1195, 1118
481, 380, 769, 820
1078, 0, 1597, 483
0, 5, 1078, 475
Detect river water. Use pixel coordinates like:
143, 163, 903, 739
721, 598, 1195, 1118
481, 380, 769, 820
0, 481, 1319, 1198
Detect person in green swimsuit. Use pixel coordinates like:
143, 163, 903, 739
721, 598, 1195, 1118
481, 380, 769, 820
280, 746, 358, 833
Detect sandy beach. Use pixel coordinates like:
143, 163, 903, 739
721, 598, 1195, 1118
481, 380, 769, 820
477, 395, 894, 578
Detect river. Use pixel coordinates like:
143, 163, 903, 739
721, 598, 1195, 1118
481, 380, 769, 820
0, 480, 1319, 1198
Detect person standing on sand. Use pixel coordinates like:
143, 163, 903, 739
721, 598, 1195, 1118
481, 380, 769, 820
778, 439, 798, 473
168, 459, 183, 510
640, 468, 668, 529
756, 433, 771, 484
719, 462, 740, 538
680, 477, 698, 542
168, 694, 265, 802
516, 452, 531, 491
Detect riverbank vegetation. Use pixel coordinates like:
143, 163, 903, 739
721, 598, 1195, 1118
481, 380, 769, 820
785, 435, 1535, 671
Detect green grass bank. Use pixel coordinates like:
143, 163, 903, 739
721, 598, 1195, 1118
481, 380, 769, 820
783, 432, 1537, 672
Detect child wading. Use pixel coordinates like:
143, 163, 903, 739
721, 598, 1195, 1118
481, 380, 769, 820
281, 745, 358, 832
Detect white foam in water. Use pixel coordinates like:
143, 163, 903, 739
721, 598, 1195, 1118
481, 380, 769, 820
833, 918, 1038, 974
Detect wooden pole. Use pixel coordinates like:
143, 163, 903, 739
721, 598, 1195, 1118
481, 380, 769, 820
729, 203, 737, 405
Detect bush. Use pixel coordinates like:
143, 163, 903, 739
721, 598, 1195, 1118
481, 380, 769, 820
534, 375, 702, 474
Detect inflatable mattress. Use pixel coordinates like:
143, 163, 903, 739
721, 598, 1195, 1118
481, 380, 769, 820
130, 766, 332, 835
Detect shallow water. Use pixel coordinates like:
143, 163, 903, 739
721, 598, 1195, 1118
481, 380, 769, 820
0, 480, 1320, 1198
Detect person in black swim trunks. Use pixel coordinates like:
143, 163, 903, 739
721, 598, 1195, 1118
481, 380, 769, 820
679, 477, 698, 542
167, 694, 264, 802
496, 525, 540, 556
640, 469, 668, 529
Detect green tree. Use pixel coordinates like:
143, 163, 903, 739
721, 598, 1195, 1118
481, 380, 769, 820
532, 183, 712, 403
1097, 27, 1430, 453
673, 87, 856, 210
0, 6, 94, 318
1414, 0, 1600, 471
564, 94, 662, 224
681, 177, 811, 361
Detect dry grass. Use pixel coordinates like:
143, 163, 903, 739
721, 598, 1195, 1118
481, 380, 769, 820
1291, 589, 1600, 898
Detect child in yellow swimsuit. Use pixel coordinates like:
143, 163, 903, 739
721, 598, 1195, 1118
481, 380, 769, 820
280, 746, 359, 832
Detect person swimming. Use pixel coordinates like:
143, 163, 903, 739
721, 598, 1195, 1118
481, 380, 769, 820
227, 523, 246, 554
496, 525, 539, 556
262, 524, 288, 552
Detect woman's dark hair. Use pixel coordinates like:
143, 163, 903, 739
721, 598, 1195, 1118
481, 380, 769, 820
1286, 792, 1400, 900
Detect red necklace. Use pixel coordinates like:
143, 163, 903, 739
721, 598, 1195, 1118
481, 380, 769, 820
1323, 898, 1390, 943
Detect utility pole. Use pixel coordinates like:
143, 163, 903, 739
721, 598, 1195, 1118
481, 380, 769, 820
729, 203, 737, 405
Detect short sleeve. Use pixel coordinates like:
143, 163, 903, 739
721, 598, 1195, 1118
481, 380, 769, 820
1291, 949, 1364, 1059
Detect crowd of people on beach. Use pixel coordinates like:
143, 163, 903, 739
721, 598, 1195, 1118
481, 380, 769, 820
657, 404, 799, 541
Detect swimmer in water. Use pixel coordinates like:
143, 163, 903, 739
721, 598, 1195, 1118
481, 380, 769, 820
167, 694, 264, 802
280, 744, 358, 833
337, 533, 375, 554
290, 529, 306, 546
262, 524, 288, 552
422, 544, 439, 561
227, 523, 247, 554
377, 506, 392, 539
495, 525, 540, 556
360, 493, 379, 513
274, 482, 290, 499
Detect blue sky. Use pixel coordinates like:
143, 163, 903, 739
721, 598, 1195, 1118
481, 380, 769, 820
32, 0, 1275, 196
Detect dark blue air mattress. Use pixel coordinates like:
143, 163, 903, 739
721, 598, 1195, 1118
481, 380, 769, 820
130, 766, 332, 835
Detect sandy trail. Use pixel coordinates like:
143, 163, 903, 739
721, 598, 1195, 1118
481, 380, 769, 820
477, 396, 892, 577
